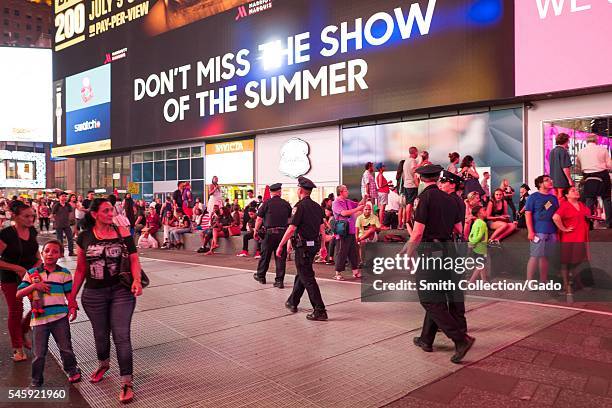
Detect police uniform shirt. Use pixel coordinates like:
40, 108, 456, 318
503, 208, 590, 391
290, 196, 325, 240
450, 193, 466, 226
257, 196, 292, 228
414, 185, 461, 241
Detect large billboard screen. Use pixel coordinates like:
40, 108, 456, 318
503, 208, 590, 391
53, 0, 515, 153
515, 0, 612, 96
0, 48, 53, 143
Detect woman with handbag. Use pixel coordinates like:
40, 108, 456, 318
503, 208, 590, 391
67, 198, 143, 404
331, 185, 366, 280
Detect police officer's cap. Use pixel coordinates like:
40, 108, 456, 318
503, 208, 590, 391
297, 176, 316, 190
440, 170, 462, 185
269, 183, 282, 192
415, 164, 444, 178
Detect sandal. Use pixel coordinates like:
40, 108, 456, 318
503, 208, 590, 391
90, 366, 110, 383
119, 383, 134, 404
12, 349, 27, 362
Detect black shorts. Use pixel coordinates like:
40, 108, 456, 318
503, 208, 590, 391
402, 188, 418, 205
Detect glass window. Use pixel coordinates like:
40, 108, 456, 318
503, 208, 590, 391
178, 148, 190, 159
132, 152, 142, 163
191, 180, 204, 203
142, 162, 153, 182
143, 151, 154, 161
82, 160, 91, 191
154, 161, 165, 181
178, 159, 190, 180
165, 160, 177, 180
166, 149, 177, 159
132, 163, 143, 182
191, 146, 202, 157
191, 158, 204, 179
91, 159, 98, 187
154, 150, 164, 161
142, 182, 153, 195
114, 156, 121, 174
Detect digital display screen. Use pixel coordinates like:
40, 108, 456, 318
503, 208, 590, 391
53, 0, 515, 153
0, 48, 53, 142
515, 0, 612, 95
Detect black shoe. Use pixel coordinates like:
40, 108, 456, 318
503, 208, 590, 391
413, 337, 433, 352
451, 336, 475, 364
273, 281, 284, 289
253, 273, 266, 284
306, 310, 328, 321
285, 301, 298, 313
197, 247, 207, 253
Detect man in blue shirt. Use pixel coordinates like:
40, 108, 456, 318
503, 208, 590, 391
525, 175, 559, 284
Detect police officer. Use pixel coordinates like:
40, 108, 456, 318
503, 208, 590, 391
439, 170, 466, 236
253, 183, 292, 288
438, 170, 469, 338
276, 176, 328, 321
401, 164, 475, 364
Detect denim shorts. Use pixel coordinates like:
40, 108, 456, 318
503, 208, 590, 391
530, 232, 557, 257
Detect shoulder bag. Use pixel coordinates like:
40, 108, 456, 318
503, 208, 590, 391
112, 225, 150, 289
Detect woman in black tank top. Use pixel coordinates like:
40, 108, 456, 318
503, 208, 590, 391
486, 189, 517, 245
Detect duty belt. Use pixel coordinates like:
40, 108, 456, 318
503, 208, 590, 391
266, 227, 287, 233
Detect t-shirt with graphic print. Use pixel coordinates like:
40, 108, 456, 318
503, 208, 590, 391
76, 229, 137, 289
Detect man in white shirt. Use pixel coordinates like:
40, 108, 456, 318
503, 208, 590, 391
577, 134, 612, 227
402, 147, 419, 232
382, 187, 401, 229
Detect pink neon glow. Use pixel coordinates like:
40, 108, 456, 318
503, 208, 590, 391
515, 0, 612, 96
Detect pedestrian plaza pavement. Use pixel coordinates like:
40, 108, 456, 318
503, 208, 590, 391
41, 254, 590, 408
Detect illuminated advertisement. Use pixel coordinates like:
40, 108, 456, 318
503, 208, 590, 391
543, 123, 611, 174
53, 0, 515, 153
53, 64, 112, 156
205, 139, 254, 184
0, 48, 53, 142
342, 108, 524, 198
0, 151, 46, 189
515, 0, 612, 95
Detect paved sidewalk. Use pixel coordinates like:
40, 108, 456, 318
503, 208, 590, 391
35, 254, 591, 408
389, 311, 612, 407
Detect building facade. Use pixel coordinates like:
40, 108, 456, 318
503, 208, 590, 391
50, 0, 610, 205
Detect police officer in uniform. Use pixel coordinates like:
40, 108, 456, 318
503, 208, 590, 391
401, 165, 475, 364
276, 176, 328, 321
438, 170, 469, 338
253, 183, 292, 288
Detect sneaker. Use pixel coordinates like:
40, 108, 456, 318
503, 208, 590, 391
236, 250, 248, 257
196, 247, 207, 253
254, 252, 262, 259
334, 274, 344, 281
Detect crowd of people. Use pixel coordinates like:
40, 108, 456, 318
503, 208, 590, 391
0, 133, 609, 395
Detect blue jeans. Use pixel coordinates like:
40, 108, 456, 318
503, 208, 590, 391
32, 316, 80, 386
82, 284, 136, 381
169, 227, 191, 244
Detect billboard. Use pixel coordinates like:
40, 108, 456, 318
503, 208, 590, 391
0, 151, 46, 189
0, 48, 52, 143
515, 0, 612, 96
53, 0, 515, 153
53, 64, 112, 156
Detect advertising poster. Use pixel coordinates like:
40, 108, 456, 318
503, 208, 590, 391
53, 0, 515, 154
